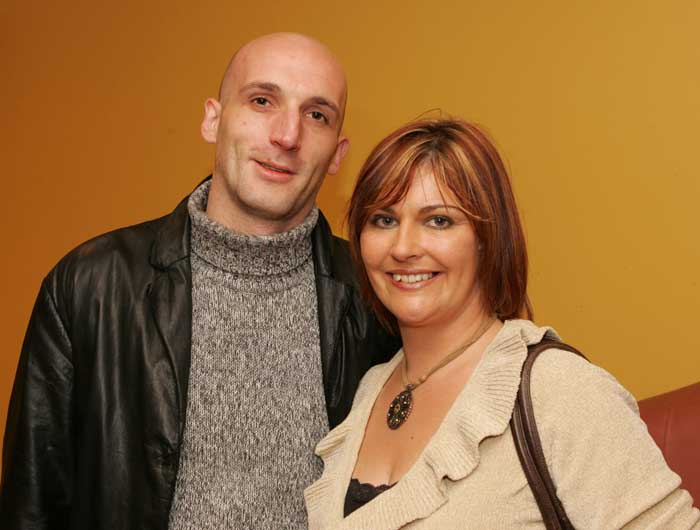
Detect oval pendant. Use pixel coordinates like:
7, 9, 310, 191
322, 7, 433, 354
386, 388, 413, 430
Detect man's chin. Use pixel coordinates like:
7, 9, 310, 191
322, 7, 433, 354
235, 198, 314, 233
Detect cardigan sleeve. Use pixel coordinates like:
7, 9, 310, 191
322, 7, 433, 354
530, 349, 699, 530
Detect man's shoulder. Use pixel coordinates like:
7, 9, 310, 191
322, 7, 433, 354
328, 232, 349, 253
311, 212, 356, 285
327, 234, 353, 275
46, 205, 183, 293
61, 216, 163, 267
74, 216, 163, 257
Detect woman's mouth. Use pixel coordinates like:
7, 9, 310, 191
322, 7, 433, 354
388, 272, 440, 289
391, 272, 436, 283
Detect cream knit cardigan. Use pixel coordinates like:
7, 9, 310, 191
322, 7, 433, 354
305, 320, 700, 529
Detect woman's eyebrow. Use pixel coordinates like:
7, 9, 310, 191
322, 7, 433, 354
417, 204, 463, 214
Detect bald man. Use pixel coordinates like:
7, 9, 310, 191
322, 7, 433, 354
0, 33, 398, 529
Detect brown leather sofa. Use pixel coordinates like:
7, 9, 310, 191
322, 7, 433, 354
638, 382, 700, 508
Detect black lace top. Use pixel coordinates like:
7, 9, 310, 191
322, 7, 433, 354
344, 478, 395, 517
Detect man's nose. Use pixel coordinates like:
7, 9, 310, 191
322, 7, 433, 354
390, 223, 422, 262
270, 111, 301, 151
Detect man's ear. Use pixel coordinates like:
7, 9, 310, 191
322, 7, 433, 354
201, 98, 222, 144
327, 136, 350, 175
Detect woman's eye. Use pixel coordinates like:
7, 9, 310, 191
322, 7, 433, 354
369, 214, 396, 228
427, 215, 453, 229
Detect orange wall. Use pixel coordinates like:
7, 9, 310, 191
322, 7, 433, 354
2, 0, 699, 462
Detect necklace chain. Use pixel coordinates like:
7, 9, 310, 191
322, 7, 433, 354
401, 316, 495, 391
386, 316, 496, 430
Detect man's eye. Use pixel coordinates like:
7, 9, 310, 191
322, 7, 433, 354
252, 97, 270, 106
369, 214, 396, 228
427, 215, 453, 229
309, 110, 329, 124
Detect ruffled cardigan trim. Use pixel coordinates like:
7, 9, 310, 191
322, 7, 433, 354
305, 320, 559, 529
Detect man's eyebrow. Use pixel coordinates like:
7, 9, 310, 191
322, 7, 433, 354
309, 96, 340, 116
239, 81, 281, 94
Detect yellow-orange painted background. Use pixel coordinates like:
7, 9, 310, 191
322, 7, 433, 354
2, 0, 699, 462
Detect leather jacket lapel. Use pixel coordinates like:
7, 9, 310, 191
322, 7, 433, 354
312, 213, 351, 428
315, 274, 351, 427
148, 197, 193, 435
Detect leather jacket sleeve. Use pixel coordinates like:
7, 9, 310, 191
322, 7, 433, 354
1, 275, 74, 529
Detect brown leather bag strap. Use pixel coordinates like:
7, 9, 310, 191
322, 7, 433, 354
510, 339, 586, 530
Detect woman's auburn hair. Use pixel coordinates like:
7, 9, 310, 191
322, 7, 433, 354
347, 118, 533, 334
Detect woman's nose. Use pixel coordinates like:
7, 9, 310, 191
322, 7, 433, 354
390, 223, 422, 262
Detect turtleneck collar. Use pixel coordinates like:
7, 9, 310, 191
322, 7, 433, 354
187, 180, 318, 277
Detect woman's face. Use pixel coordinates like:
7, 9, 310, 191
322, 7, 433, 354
360, 166, 483, 331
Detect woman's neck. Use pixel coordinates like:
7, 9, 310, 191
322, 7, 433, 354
398, 309, 500, 378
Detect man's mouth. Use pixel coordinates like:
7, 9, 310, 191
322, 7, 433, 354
256, 160, 294, 175
391, 272, 437, 284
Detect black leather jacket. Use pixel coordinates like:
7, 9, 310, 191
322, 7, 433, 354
0, 192, 399, 529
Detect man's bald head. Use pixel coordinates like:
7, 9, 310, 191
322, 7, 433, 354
218, 33, 348, 126
200, 32, 351, 234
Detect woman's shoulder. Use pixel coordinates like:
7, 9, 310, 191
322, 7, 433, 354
521, 338, 698, 528
497, 319, 637, 412
529, 342, 638, 414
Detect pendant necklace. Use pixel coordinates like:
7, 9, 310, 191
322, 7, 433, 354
386, 317, 495, 430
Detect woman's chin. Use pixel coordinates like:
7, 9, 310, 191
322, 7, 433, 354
394, 311, 439, 330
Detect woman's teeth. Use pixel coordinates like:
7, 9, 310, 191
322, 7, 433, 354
392, 273, 434, 283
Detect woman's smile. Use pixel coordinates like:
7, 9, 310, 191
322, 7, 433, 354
387, 271, 439, 289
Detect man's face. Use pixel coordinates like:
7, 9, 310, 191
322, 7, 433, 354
202, 35, 349, 234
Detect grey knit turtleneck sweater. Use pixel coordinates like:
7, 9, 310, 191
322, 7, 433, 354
168, 181, 329, 530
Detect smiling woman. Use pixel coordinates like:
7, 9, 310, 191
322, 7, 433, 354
359, 167, 483, 332
348, 119, 531, 336
303, 118, 700, 529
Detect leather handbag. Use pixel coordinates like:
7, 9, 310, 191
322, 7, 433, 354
510, 339, 586, 530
